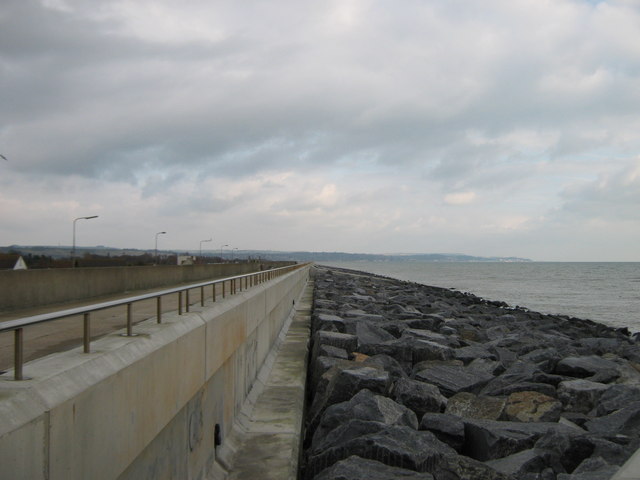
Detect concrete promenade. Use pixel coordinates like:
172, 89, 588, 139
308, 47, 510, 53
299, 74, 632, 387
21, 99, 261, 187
0, 264, 311, 479
217, 275, 312, 479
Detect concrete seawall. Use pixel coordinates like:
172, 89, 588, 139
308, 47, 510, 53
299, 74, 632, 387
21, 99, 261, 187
0, 262, 292, 313
0, 264, 311, 479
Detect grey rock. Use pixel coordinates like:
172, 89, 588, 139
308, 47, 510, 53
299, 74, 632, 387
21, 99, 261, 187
363, 354, 409, 380
314, 456, 434, 480
313, 312, 345, 333
468, 358, 506, 376
306, 424, 456, 477
521, 348, 562, 373
414, 365, 494, 397
313, 331, 359, 353
392, 378, 447, 417
462, 418, 580, 461
584, 401, 640, 437
313, 389, 418, 446
481, 361, 560, 397
556, 457, 619, 479
307, 366, 391, 432
485, 448, 563, 477
318, 344, 349, 360
558, 379, 609, 414
432, 454, 514, 480
454, 345, 497, 364
592, 384, 640, 416
354, 321, 396, 347
504, 391, 562, 423
445, 392, 506, 420
555, 356, 620, 380
419, 413, 465, 451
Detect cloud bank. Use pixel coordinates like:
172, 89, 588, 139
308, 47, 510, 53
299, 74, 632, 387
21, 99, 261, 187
1, 0, 640, 260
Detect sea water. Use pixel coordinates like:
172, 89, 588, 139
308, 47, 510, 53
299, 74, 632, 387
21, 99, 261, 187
319, 261, 640, 333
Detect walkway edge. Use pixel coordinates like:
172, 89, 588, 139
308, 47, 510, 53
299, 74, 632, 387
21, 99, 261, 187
211, 277, 313, 480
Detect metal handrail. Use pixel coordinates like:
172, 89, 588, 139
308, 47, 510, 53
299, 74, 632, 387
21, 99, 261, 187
0, 263, 307, 381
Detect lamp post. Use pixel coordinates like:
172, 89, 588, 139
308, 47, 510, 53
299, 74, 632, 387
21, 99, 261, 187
199, 238, 212, 260
220, 244, 229, 261
72, 215, 98, 261
155, 231, 166, 264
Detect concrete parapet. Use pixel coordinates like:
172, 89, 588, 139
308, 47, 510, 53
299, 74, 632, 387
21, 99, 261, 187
0, 262, 292, 313
0, 264, 311, 480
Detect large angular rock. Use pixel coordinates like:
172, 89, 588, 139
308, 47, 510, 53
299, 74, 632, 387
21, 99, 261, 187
363, 354, 409, 380
313, 389, 417, 445
485, 448, 564, 477
454, 344, 497, 364
462, 418, 580, 461
584, 401, 640, 437
314, 456, 434, 480
481, 361, 560, 397
521, 347, 562, 373
306, 424, 457, 477
558, 379, 609, 414
419, 413, 465, 451
313, 331, 359, 353
414, 365, 494, 397
354, 321, 396, 347
432, 454, 514, 480
392, 378, 447, 417
504, 391, 562, 423
445, 392, 506, 420
313, 312, 346, 333
307, 366, 391, 432
556, 456, 619, 479
555, 356, 619, 380
592, 384, 640, 416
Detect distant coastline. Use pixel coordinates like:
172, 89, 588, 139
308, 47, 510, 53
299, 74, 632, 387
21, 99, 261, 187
0, 244, 531, 263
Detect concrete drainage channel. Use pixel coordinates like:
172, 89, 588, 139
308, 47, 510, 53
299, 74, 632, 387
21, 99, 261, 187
214, 278, 314, 480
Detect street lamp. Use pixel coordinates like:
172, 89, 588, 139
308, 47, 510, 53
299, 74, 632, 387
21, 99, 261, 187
72, 215, 98, 260
220, 244, 229, 260
199, 238, 212, 259
155, 231, 166, 263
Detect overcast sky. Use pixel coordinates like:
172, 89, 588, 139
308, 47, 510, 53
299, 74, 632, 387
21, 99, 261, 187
1, 0, 639, 261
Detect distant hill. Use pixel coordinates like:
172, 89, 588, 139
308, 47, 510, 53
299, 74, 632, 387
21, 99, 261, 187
0, 245, 530, 263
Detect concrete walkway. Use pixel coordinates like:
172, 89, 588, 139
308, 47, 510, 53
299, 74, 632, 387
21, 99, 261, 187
215, 278, 313, 480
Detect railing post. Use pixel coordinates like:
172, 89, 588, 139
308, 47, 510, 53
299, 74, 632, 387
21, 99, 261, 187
222, 281, 226, 298
83, 313, 91, 353
186, 289, 190, 312
212, 283, 216, 302
157, 296, 162, 324
201, 286, 205, 306
126, 303, 133, 336
178, 291, 183, 315
14, 328, 23, 381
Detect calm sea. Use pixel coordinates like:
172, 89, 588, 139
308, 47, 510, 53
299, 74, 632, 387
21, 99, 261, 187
318, 261, 640, 333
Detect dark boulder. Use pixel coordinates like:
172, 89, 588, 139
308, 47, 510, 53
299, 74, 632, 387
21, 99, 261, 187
584, 401, 640, 438
392, 377, 447, 417
314, 456, 434, 480
445, 392, 506, 421
312, 389, 417, 446
354, 321, 396, 347
592, 384, 640, 416
363, 354, 409, 380
558, 379, 609, 414
306, 424, 457, 477
504, 391, 562, 423
462, 418, 581, 461
419, 413, 465, 451
555, 356, 620, 380
485, 448, 564, 477
414, 365, 494, 398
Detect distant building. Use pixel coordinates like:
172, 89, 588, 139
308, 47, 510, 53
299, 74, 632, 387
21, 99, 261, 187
0, 254, 28, 270
177, 255, 195, 266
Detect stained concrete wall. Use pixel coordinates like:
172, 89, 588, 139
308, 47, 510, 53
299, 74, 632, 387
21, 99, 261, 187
0, 264, 310, 480
0, 262, 292, 313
